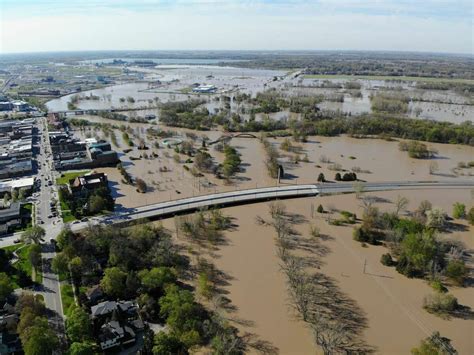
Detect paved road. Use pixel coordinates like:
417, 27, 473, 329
35, 117, 65, 331
68, 180, 474, 233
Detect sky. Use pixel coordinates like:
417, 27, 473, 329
0, 0, 473, 54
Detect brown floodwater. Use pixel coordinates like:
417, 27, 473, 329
162, 188, 473, 354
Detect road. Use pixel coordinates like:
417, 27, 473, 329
35, 117, 65, 332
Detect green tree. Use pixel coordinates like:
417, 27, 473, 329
100, 267, 127, 299
452, 202, 466, 219
0, 273, 13, 302
21, 316, 59, 355
317, 173, 325, 182
153, 332, 186, 355
69, 257, 83, 278
411, 332, 456, 355
69, 341, 97, 355
468, 206, 474, 225
397, 231, 438, 277
159, 284, 204, 341
139, 267, 177, 294
88, 195, 106, 214
21, 226, 46, 244
445, 260, 468, 286
66, 306, 92, 343
52, 252, 69, 275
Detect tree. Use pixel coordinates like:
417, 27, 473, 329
468, 207, 474, 225
153, 332, 186, 355
21, 316, 59, 355
136, 178, 147, 193
66, 306, 92, 343
194, 151, 213, 172
0, 273, 13, 302
397, 231, 438, 277
69, 342, 97, 355
334, 173, 342, 181
52, 252, 69, 275
445, 260, 468, 286
21, 226, 46, 244
100, 267, 127, 299
139, 267, 177, 294
159, 284, 204, 341
395, 195, 409, 215
452, 202, 466, 219
28, 244, 42, 269
88, 195, 106, 214
317, 173, 325, 182
69, 256, 83, 279
411, 332, 457, 355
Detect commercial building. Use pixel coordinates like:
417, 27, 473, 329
192, 84, 217, 93
0, 202, 22, 235
69, 172, 108, 196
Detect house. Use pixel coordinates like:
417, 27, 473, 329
91, 300, 142, 351
99, 321, 136, 350
69, 172, 108, 196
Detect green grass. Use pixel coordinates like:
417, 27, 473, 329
61, 210, 76, 223
1, 244, 24, 253
303, 74, 474, 84
56, 171, 90, 185
61, 283, 76, 317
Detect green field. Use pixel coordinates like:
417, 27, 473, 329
303, 74, 474, 84
56, 170, 90, 185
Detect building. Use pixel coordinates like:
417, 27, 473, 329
0, 102, 13, 111
0, 177, 35, 195
69, 172, 108, 196
0, 160, 33, 179
11, 101, 29, 112
0, 202, 22, 235
192, 84, 217, 93
91, 300, 143, 351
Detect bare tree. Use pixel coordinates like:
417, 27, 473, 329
394, 195, 409, 215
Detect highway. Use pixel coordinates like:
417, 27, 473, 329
68, 180, 474, 233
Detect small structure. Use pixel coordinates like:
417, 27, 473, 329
85, 285, 104, 305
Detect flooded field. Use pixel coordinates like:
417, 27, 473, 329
158, 189, 473, 354
46, 65, 474, 124
71, 116, 474, 210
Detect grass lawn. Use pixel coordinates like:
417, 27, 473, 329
1, 243, 37, 288
56, 170, 90, 185
303, 74, 474, 84
61, 283, 75, 317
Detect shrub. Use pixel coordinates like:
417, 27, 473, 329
452, 202, 466, 219
430, 280, 448, 293
317, 173, 325, 182
423, 293, 458, 314
317, 204, 324, 213
380, 253, 395, 266
335, 173, 342, 181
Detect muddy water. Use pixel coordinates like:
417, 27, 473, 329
159, 188, 473, 354
71, 116, 474, 209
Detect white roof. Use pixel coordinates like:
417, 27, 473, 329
0, 177, 35, 192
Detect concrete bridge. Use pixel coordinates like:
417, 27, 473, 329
68, 180, 474, 232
